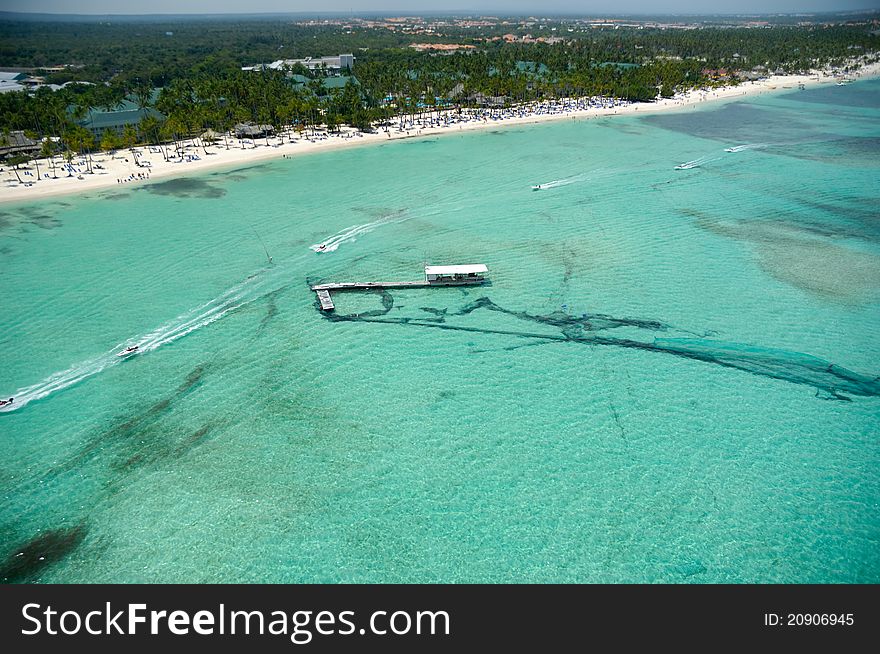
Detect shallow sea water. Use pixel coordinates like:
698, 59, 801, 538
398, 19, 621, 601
1, 80, 878, 583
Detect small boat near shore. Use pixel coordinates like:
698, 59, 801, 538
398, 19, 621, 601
674, 163, 696, 170
532, 184, 544, 191
117, 345, 140, 358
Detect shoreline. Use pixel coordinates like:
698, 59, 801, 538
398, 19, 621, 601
2, 62, 878, 205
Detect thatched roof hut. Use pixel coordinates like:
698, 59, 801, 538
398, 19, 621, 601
234, 123, 275, 138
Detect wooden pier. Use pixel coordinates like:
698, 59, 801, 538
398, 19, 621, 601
315, 289, 335, 311
311, 264, 489, 312
311, 280, 431, 292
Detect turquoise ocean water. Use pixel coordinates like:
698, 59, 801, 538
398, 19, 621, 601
1, 80, 878, 583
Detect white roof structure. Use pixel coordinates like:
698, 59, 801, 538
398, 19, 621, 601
243, 54, 355, 73
0, 81, 26, 94
425, 264, 488, 275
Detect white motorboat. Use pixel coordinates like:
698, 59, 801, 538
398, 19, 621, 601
117, 345, 140, 358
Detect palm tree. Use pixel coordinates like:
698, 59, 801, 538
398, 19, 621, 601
40, 138, 57, 178
189, 104, 211, 155
8, 153, 30, 184
23, 130, 42, 180
63, 148, 75, 177
0, 126, 10, 164
158, 120, 175, 161
100, 128, 117, 153
139, 114, 162, 151
69, 99, 98, 175
122, 124, 138, 150
132, 81, 154, 117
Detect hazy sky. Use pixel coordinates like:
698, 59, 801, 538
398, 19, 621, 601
4, 1, 879, 15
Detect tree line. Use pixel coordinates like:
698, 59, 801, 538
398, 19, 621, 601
0, 17, 877, 165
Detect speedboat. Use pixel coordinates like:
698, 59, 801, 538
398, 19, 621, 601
117, 345, 140, 358
532, 185, 543, 191
316, 243, 328, 252
0, 398, 13, 408
724, 147, 737, 153
674, 164, 694, 170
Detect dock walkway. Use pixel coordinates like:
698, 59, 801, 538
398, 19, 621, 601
315, 289, 335, 311
311, 264, 488, 312
311, 280, 484, 311
311, 280, 430, 291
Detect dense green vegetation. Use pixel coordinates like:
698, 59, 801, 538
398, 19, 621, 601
1, 14, 876, 85
0, 13, 877, 160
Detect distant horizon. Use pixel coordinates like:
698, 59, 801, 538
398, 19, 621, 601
2, 8, 880, 18
2, 0, 879, 18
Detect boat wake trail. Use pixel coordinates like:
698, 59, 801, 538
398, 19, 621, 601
675, 154, 723, 170
136, 275, 259, 352
311, 210, 410, 253
532, 172, 590, 191
0, 353, 119, 415
724, 143, 768, 153
1, 272, 269, 414
678, 144, 768, 169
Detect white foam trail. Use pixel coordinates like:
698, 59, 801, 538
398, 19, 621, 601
136, 274, 262, 352
0, 352, 118, 413
676, 154, 723, 169
310, 219, 384, 253
0, 271, 269, 414
532, 171, 597, 190
725, 143, 767, 153
534, 179, 569, 190
311, 212, 410, 253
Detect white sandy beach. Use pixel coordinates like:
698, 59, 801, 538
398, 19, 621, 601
2, 62, 878, 204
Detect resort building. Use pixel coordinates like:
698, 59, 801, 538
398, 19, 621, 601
0, 71, 28, 94
234, 123, 275, 138
466, 92, 509, 108
0, 130, 41, 160
287, 74, 360, 95
0, 72, 96, 94
73, 94, 164, 138
242, 54, 355, 74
